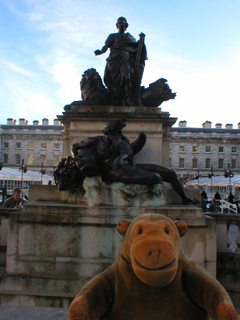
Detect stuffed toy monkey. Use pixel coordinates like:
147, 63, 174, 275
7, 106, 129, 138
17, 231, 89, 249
67, 214, 238, 320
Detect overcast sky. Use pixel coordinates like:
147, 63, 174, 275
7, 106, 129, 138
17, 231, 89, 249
0, 0, 240, 128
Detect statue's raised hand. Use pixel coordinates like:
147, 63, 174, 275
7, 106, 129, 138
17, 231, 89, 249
94, 49, 101, 56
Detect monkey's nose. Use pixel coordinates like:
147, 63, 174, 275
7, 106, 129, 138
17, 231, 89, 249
149, 250, 161, 256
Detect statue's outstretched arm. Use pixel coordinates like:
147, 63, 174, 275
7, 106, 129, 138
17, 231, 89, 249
94, 44, 108, 56
131, 132, 146, 156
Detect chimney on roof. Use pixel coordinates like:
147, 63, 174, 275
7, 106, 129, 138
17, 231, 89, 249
202, 121, 212, 128
19, 118, 27, 125
42, 118, 49, 126
33, 120, 39, 126
53, 119, 61, 126
178, 120, 187, 128
7, 118, 15, 125
215, 123, 222, 129
225, 123, 233, 129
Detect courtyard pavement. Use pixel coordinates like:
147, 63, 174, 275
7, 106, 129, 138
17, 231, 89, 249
0, 306, 68, 320
0, 306, 239, 319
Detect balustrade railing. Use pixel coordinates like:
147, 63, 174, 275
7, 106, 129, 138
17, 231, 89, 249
205, 199, 239, 214
221, 199, 238, 214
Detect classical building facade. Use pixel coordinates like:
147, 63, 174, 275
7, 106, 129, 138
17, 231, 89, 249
1, 117, 240, 182
0, 118, 63, 172
170, 120, 240, 181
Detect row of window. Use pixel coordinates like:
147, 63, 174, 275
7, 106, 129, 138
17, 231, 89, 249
3, 154, 59, 166
3, 142, 60, 149
175, 158, 237, 170
177, 145, 237, 153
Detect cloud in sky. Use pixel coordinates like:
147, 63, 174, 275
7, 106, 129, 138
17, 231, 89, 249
2, 60, 36, 77
14, 89, 60, 122
0, 0, 240, 127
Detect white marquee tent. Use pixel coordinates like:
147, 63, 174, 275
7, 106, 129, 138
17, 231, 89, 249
0, 167, 54, 194
186, 174, 240, 198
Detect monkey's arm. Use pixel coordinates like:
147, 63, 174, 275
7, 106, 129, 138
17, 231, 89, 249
182, 259, 238, 320
67, 268, 114, 320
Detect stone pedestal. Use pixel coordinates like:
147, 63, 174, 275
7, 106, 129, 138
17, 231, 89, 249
57, 105, 177, 167
0, 105, 217, 308
0, 185, 216, 308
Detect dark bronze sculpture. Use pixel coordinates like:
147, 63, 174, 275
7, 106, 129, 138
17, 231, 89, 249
94, 17, 146, 106
54, 118, 198, 205
80, 69, 107, 106
63, 17, 175, 110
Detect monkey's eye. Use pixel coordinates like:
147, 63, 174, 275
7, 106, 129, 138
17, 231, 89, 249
165, 228, 169, 235
138, 228, 143, 235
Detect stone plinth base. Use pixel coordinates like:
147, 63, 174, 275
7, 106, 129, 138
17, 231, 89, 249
57, 105, 177, 167
81, 177, 168, 207
28, 182, 201, 207
0, 185, 216, 307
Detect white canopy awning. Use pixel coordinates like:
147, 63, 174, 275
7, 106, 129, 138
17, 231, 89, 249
0, 167, 54, 184
186, 174, 240, 187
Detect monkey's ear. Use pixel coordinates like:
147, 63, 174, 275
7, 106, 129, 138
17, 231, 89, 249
175, 221, 188, 237
117, 220, 132, 236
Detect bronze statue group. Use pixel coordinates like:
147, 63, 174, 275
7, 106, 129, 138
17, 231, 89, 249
55, 17, 197, 205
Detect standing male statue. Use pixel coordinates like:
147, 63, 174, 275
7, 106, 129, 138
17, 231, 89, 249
94, 17, 147, 106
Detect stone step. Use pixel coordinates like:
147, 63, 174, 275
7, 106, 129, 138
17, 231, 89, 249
0, 302, 239, 319
0, 273, 84, 305
0, 306, 68, 320
0, 290, 73, 308
0, 273, 84, 307
21, 202, 204, 225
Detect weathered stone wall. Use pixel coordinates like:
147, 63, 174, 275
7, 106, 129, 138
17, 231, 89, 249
217, 252, 240, 313
0, 185, 216, 307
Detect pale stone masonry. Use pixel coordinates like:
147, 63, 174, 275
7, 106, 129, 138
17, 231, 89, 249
0, 118, 63, 171
170, 120, 240, 180
1, 117, 240, 180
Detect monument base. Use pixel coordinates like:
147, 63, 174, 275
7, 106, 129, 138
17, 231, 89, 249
58, 105, 177, 168
0, 185, 216, 308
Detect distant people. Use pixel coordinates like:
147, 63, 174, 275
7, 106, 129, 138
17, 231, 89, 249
225, 192, 235, 213
234, 193, 239, 214
1, 185, 7, 204
209, 199, 218, 213
226, 192, 234, 204
201, 190, 208, 212
214, 191, 221, 209
48, 180, 52, 185
2, 187, 25, 208
214, 191, 221, 201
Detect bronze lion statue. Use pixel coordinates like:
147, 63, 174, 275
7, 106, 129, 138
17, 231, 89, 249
79, 69, 175, 107
80, 68, 108, 105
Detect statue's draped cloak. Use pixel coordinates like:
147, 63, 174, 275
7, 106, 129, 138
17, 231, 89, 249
104, 32, 146, 105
